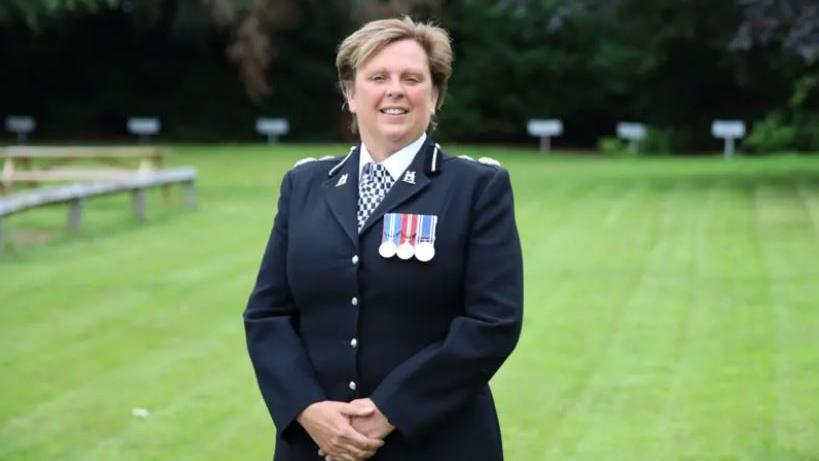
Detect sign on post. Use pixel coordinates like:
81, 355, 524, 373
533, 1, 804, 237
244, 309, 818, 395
256, 118, 290, 143
128, 117, 161, 143
527, 119, 563, 152
711, 120, 745, 158
5, 115, 36, 144
616, 122, 646, 154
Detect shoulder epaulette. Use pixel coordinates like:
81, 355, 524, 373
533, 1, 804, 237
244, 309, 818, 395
293, 157, 316, 167
477, 157, 501, 167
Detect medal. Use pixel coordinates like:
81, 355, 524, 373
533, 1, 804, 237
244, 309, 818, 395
397, 213, 418, 260
415, 242, 435, 262
414, 214, 438, 262
379, 213, 399, 258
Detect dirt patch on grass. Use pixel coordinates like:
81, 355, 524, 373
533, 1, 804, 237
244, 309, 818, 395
12, 228, 58, 244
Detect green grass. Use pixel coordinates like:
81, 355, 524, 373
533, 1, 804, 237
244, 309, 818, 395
2, 145, 819, 460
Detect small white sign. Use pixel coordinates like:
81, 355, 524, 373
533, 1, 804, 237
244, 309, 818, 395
527, 119, 563, 137
256, 118, 289, 136
616, 122, 646, 141
5, 115, 35, 133
128, 117, 161, 136
711, 120, 745, 138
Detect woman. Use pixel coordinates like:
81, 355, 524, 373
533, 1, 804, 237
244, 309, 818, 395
244, 17, 523, 461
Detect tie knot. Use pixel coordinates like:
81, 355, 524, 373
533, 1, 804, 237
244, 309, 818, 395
364, 162, 389, 180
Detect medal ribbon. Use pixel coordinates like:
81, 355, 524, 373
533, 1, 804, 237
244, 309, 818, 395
415, 214, 437, 245
382, 213, 400, 246
400, 213, 418, 246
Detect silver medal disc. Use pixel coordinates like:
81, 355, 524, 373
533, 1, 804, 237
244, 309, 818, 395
396, 242, 415, 260
379, 241, 397, 258
415, 242, 435, 262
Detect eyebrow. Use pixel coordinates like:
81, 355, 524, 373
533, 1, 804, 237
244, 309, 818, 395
366, 68, 427, 77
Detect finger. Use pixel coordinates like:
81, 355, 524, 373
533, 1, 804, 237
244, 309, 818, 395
339, 402, 375, 417
344, 428, 385, 450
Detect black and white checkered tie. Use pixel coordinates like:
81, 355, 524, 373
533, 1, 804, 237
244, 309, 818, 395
357, 162, 394, 232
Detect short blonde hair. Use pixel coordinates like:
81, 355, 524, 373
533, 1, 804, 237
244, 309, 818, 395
336, 16, 453, 132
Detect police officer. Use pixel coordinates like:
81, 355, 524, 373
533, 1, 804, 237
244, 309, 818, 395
244, 17, 523, 461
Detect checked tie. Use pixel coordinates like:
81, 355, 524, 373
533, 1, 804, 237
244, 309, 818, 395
357, 162, 395, 232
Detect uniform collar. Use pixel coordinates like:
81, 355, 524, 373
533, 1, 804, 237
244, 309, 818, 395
358, 133, 427, 181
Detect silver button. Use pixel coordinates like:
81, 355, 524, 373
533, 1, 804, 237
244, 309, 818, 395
352, 255, 359, 264
349, 381, 357, 391
351, 297, 358, 306
350, 338, 358, 348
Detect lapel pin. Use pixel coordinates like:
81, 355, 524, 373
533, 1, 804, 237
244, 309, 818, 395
402, 171, 416, 185
336, 173, 348, 187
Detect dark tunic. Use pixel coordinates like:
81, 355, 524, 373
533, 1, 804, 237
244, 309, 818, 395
244, 137, 523, 460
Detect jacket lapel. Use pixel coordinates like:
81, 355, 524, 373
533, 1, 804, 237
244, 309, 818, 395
323, 147, 360, 246
359, 139, 433, 236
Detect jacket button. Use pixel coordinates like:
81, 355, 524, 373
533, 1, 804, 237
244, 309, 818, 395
350, 338, 358, 348
352, 255, 359, 264
349, 381, 357, 391
351, 297, 358, 306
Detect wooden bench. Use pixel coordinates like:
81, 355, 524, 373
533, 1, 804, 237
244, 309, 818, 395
1, 146, 165, 192
0, 168, 197, 250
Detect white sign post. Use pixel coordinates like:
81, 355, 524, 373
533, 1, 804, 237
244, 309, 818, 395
527, 119, 563, 153
256, 118, 290, 143
128, 117, 161, 143
711, 120, 745, 158
616, 122, 647, 154
5, 115, 36, 144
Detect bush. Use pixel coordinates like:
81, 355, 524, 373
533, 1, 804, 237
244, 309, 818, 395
597, 136, 630, 156
641, 127, 675, 154
745, 113, 797, 153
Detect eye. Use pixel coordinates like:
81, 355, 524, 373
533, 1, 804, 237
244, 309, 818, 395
369, 74, 386, 82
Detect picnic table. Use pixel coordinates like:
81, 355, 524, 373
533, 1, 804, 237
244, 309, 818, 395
1, 146, 165, 192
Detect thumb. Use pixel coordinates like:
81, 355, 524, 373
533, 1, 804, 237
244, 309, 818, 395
339, 401, 375, 417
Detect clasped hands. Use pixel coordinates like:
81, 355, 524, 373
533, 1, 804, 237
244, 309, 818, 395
297, 398, 395, 461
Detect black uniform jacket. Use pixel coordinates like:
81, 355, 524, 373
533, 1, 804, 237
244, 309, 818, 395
244, 137, 523, 461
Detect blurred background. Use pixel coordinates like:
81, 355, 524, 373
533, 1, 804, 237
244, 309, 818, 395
2, 2, 819, 461
2, 0, 818, 151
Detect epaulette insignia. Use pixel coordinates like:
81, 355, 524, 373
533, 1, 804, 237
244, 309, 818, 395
293, 157, 316, 167
478, 157, 501, 166
458, 155, 475, 161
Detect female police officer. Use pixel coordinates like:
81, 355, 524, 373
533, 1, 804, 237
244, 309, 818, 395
244, 17, 523, 461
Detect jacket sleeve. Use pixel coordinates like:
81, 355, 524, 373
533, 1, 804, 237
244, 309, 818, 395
244, 170, 327, 441
371, 167, 524, 442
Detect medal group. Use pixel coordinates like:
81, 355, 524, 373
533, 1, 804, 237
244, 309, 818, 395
379, 213, 438, 262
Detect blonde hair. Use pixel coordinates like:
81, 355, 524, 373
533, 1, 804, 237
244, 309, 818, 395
336, 16, 453, 132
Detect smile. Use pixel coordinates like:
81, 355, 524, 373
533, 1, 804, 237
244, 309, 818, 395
380, 107, 409, 115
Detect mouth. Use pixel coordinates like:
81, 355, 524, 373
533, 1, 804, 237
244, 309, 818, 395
379, 107, 409, 115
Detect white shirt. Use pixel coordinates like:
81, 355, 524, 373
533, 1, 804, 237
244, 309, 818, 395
358, 133, 427, 182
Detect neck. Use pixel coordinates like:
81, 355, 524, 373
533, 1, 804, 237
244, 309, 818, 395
360, 131, 424, 163
363, 140, 400, 163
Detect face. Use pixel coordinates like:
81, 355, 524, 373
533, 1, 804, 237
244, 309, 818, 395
346, 39, 439, 155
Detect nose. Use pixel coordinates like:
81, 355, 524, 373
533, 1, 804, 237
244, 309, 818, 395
386, 78, 405, 98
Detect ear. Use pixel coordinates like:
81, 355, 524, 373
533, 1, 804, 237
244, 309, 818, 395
430, 87, 439, 114
344, 81, 357, 114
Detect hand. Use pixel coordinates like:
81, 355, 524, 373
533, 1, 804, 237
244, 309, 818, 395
349, 398, 395, 441
297, 401, 384, 461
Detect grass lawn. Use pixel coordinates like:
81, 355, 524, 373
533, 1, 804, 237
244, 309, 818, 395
1, 145, 818, 461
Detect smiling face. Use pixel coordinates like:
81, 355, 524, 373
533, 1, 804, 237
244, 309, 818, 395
345, 39, 439, 159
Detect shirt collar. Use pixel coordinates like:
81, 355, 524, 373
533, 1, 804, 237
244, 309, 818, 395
358, 133, 427, 181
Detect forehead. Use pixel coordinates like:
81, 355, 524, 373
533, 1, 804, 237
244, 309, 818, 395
358, 39, 430, 72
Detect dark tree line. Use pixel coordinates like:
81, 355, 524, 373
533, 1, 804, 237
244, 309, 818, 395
0, 0, 817, 152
